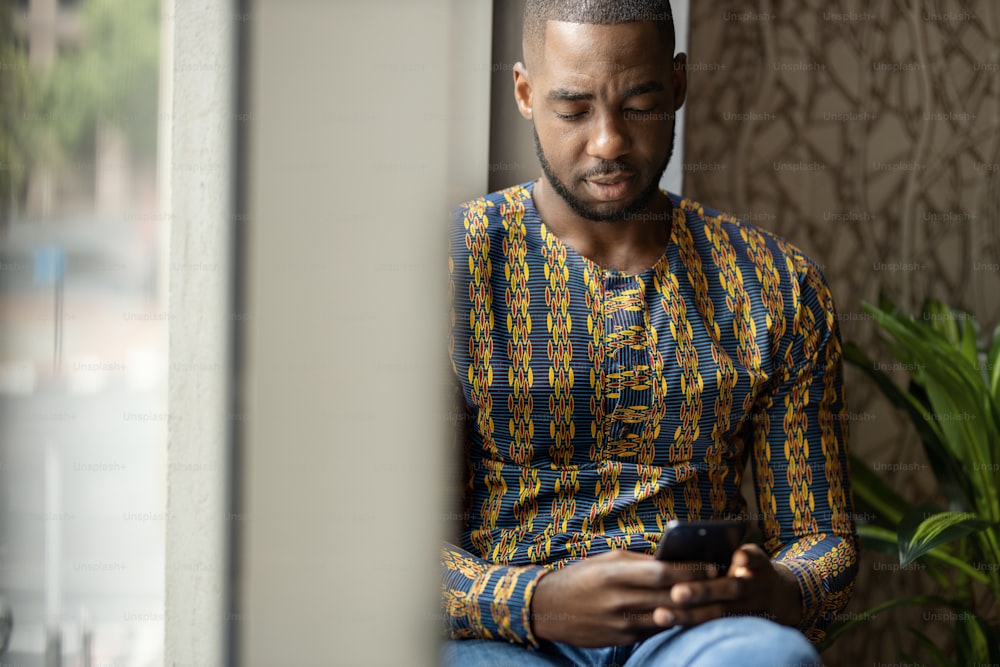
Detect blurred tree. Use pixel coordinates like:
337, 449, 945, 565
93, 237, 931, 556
0, 0, 33, 232
6, 0, 158, 221
39, 0, 160, 161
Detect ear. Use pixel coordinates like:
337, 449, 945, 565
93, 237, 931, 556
513, 62, 534, 121
671, 53, 688, 111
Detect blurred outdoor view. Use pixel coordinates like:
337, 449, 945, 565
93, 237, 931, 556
1, 0, 167, 664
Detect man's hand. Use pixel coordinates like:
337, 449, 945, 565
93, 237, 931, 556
529, 549, 714, 647
651, 543, 803, 629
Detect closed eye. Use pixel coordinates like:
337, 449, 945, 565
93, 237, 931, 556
624, 107, 659, 119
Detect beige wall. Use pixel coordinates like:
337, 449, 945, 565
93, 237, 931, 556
239, 1, 492, 665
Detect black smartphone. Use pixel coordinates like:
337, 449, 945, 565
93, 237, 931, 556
653, 519, 747, 573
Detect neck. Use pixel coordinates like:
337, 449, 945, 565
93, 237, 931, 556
532, 177, 674, 273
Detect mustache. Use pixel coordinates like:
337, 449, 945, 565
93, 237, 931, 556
581, 160, 634, 179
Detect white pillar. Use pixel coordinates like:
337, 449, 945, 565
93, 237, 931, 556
163, 0, 234, 665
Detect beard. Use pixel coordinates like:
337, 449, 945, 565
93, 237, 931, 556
532, 123, 675, 223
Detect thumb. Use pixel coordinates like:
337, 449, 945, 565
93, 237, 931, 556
729, 543, 767, 578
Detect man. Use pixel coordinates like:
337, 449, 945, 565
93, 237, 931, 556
440, 1, 858, 665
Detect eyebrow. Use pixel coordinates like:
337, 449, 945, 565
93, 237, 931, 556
546, 80, 665, 103
547, 89, 593, 102
622, 81, 665, 98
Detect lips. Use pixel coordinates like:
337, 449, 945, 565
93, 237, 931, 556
585, 173, 634, 200
589, 172, 631, 185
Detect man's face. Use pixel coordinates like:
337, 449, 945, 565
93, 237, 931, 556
516, 21, 687, 222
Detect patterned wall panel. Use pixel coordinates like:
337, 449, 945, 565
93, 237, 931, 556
685, 0, 1000, 661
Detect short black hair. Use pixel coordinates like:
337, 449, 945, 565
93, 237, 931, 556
523, 0, 675, 64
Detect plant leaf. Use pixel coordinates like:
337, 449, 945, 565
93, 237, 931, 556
958, 313, 979, 369
988, 323, 1000, 402
857, 524, 902, 557
845, 331, 970, 509
909, 626, 955, 667
954, 608, 996, 666
897, 508, 992, 566
816, 594, 948, 653
914, 545, 990, 583
921, 299, 959, 345
857, 524, 990, 583
877, 291, 899, 315
862, 304, 989, 510
847, 453, 912, 526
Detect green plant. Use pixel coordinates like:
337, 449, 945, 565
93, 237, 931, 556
7, 0, 160, 218
0, 0, 33, 229
820, 298, 1000, 664
38, 0, 160, 160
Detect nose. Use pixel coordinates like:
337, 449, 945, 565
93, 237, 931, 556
586, 111, 631, 162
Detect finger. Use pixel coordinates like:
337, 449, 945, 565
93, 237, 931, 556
618, 616, 673, 645
728, 544, 769, 577
659, 560, 718, 585
591, 550, 673, 586
618, 584, 709, 615
652, 601, 724, 627
611, 594, 686, 638
603, 557, 714, 589
667, 575, 746, 607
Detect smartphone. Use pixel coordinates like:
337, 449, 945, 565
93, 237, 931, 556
653, 519, 747, 573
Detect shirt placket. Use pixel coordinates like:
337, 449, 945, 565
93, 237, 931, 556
601, 273, 650, 452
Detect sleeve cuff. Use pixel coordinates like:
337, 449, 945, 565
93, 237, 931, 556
773, 558, 827, 640
441, 551, 551, 647
480, 562, 550, 647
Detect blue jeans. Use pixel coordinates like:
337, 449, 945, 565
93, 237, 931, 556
440, 616, 822, 666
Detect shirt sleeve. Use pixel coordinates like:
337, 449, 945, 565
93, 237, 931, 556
440, 541, 550, 646
438, 373, 552, 647
749, 254, 860, 644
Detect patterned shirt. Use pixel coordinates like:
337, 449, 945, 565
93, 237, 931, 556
441, 181, 858, 647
